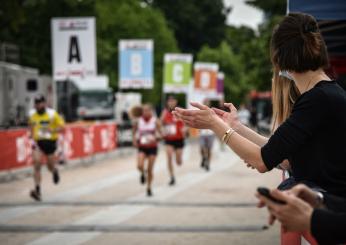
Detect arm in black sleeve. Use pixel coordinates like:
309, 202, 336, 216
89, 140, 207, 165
311, 209, 346, 245
261, 88, 329, 170
324, 193, 346, 213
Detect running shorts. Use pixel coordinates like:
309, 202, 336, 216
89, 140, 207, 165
165, 139, 185, 149
37, 140, 57, 155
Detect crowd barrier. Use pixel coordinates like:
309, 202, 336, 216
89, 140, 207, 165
0, 122, 117, 173
282, 229, 318, 245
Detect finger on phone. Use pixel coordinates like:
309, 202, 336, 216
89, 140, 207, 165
211, 107, 225, 115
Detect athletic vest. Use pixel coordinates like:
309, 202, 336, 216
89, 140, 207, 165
162, 109, 184, 141
138, 116, 157, 148
28, 108, 64, 141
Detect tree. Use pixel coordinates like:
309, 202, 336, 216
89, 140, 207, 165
1, 0, 178, 104
246, 0, 286, 18
148, 0, 230, 54
96, 0, 178, 104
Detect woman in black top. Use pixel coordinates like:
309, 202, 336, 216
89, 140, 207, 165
173, 13, 346, 198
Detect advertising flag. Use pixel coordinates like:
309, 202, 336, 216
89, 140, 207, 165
194, 62, 219, 97
51, 17, 97, 80
119, 40, 154, 89
216, 72, 225, 99
163, 53, 192, 93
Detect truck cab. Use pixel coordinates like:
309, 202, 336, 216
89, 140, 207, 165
56, 75, 114, 122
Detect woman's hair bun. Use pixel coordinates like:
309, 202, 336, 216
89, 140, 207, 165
270, 12, 329, 72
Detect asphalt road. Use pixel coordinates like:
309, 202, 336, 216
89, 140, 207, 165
0, 141, 281, 245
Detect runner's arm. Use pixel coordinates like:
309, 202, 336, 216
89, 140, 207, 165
28, 118, 35, 139
132, 122, 138, 147
54, 113, 65, 133
156, 119, 163, 140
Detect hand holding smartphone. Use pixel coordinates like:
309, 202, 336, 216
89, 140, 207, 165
257, 187, 286, 205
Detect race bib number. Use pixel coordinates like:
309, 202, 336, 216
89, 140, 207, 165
140, 134, 155, 145
164, 124, 176, 136
38, 127, 52, 139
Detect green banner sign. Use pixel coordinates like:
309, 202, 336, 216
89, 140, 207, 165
163, 53, 192, 93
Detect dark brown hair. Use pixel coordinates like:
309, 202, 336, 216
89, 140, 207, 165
270, 12, 329, 72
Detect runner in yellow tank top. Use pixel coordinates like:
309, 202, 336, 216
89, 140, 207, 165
28, 95, 65, 201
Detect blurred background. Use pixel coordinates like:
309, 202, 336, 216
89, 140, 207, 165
0, 0, 285, 127
0, 1, 345, 244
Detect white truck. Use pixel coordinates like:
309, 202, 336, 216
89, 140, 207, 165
0, 61, 53, 127
56, 75, 114, 121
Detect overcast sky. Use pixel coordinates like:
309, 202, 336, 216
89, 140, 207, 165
224, 0, 264, 30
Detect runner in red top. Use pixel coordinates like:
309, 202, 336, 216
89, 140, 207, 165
160, 96, 186, 186
133, 104, 162, 197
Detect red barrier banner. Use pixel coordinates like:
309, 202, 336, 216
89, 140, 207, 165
0, 122, 117, 172
0, 129, 32, 171
92, 123, 117, 154
61, 125, 93, 160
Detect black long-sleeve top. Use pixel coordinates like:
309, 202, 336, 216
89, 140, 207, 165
311, 193, 346, 245
261, 81, 346, 198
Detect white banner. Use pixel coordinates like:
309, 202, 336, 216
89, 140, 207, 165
51, 17, 97, 80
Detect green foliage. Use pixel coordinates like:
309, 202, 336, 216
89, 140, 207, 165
149, 0, 229, 54
1, 0, 286, 106
0, 0, 178, 104
246, 0, 286, 17
95, 0, 178, 104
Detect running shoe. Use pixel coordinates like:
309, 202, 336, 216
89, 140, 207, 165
200, 158, 206, 168
30, 190, 41, 202
147, 188, 153, 197
140, 172, 146, 185
204, 160, 210, 171
53, 170, 60, 184
169, 176, 175, 186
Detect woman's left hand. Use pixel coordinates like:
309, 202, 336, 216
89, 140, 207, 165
173, 102, 221, 130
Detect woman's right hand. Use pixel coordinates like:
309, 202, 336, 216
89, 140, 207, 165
287, 184, 324, 209
212, 103, 241, 131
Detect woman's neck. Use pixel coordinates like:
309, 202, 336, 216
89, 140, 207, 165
292, 69, 331, 94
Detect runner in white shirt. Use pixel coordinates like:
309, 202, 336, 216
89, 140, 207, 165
132, 104, 162, 197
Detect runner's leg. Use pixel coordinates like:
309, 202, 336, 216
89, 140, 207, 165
47, 154, 59, 184
147, 155, 156, 196
166, 145, 175, 185
175, 147, 183, 166
31, 148, 42, 201
137, 152, 146, 184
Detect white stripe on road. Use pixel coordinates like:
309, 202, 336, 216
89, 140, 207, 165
28, 151, 238, 245
0, 146, 173, 223
0, 143, 192, 223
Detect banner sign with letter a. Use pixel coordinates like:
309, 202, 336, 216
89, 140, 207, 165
163, 53, 192, 93
51, 17, 97, 80
119, 40, 154, 89
194, 62, 219, 97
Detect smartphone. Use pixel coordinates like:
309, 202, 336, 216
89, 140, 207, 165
257, 187, 286, 205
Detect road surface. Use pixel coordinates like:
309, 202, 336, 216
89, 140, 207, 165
0, 141, 281, 245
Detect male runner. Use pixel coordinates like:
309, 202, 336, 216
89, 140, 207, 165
28, 95, 64, 201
